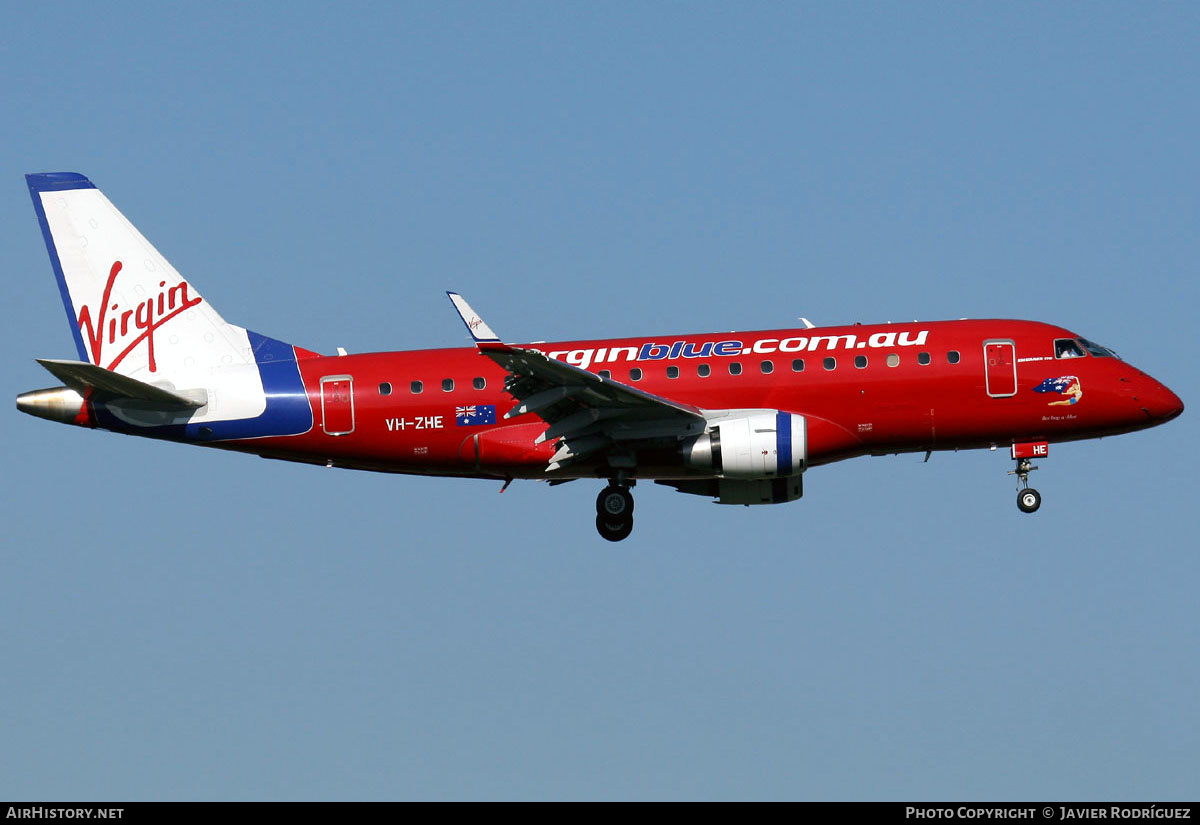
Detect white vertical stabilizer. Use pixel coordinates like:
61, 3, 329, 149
27, 173, 268, 423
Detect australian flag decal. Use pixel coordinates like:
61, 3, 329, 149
1032, 375, 1082, 405
456, 404, 497, 426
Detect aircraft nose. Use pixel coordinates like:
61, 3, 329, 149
1143, 379, 1184, 422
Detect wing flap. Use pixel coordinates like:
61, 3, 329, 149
487, 345, 705, 420
446, 293, 706, 473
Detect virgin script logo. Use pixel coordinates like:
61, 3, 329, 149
76, 260, 203, 373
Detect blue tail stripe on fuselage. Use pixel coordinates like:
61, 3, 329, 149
90, 330, 314, 441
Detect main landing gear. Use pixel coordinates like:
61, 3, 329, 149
1009, 456, 1042, 514
596, 481, 635, 542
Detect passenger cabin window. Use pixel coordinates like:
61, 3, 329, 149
947, 351, 961, 364
598, 370, 611, 379
792, 359, 805, 372
629, 368, 643, 381
729, 362, 743, 376
378, 382, 392, 396
854, 355, 867, 369
666, 366, 679, 379
410, 380, 423, 394
473, 377, 486, 390
918, 352, 931, 366
698, 364, 711, 377
1055, 339, 1086, 359
441, 378, 454, 392
760, 360, 773, 374
823, 357, 836, 371
886, 354, 900, 367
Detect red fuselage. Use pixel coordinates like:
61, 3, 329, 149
242, 318, 1182, 481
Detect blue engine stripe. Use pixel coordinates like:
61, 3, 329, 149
776, 410, 791, 476
26, 173, 97, 362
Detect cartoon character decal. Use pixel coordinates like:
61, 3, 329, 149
1033, 375, 1082, 406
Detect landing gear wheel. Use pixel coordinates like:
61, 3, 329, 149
1017, 488, 1042, 513
596, 515, 634, 542
1009, 455, 1043, 514
597, 485, 634, 520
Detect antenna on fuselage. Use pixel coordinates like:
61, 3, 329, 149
798, 317, 815, 329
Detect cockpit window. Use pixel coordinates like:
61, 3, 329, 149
1055, 339, 1085, 359
1077, 337, 1118, 358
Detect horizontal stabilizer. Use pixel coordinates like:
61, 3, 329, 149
36, 359, 206, 409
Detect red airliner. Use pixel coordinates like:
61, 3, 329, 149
18, 173, 1184, 540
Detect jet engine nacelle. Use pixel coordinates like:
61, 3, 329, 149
659, 476, 804, 505
683, 410, 807, 479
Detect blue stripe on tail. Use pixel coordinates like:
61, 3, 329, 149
26, 173, 97, 363
182, 331, 313, 441
91, 331, 314, 442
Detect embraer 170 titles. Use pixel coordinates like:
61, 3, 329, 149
17, 173, 1184, 541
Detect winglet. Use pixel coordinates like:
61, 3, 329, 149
447, 292, 501, 345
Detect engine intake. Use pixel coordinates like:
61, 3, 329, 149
684, 410, 807, 479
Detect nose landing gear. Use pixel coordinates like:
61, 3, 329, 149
596, 481, 635, 541
1008, 442, 1049, 514
1009, 455, 1042, 514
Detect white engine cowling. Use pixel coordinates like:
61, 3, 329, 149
683, 410, 807, 479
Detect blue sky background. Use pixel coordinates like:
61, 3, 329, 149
1, 2, 1197, 801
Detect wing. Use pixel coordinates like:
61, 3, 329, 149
447, 293, 706, 471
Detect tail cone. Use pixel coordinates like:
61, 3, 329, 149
16, 386, 90, 426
